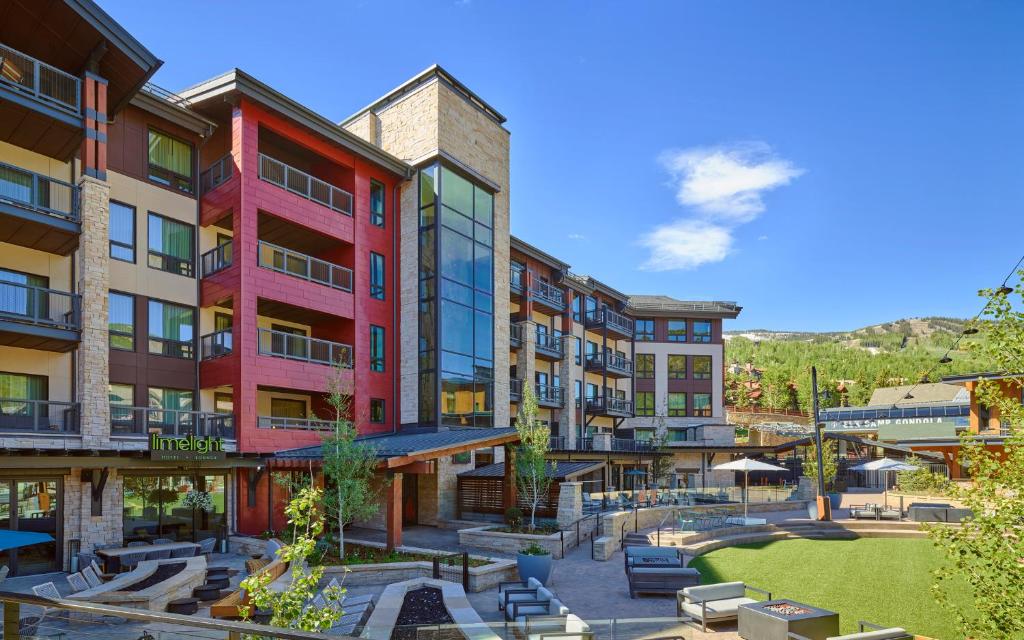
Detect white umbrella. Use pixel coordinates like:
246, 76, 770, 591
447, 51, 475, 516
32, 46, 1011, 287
712, 458, 789, 518
849, 457, 918, 507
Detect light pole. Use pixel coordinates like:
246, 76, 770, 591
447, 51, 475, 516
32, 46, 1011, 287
810, 367, 832, 521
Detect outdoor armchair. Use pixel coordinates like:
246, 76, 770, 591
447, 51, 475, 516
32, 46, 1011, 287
677, 581, 771, 632
850, 504, 879, 520
506, 586, 557, 621
788, 620, 911, 640
497, 577, 542, 610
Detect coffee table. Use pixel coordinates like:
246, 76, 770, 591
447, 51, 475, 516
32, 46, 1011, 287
738, 599, 839, 640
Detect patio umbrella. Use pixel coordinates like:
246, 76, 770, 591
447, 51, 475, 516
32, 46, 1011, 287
712, 458, 788, 518
848, 457, 918, 507
0, 530, 53, 552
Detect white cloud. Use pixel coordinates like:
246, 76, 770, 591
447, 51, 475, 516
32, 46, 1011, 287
567, 233, 586, 240
639, 220, 733, 271
758, 235, 769, 241
659, 142, 803, 223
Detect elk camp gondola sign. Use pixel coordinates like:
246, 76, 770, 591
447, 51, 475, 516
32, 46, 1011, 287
149, 433, 226, 461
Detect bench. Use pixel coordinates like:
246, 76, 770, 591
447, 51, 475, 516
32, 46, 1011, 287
210, 557, 288, 619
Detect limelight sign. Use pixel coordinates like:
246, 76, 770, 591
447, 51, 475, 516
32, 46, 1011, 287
150, 434, 226, 461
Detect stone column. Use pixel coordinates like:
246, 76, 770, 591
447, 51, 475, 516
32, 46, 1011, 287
593, 432, 612, 452
77, 176, 110, 447
559, 335, 576, 447
385, 472, 403, 549
556, 481, 582, 528
519, 320, 536, 401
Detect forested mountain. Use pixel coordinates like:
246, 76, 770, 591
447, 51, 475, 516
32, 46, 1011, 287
724, 317, 995, 413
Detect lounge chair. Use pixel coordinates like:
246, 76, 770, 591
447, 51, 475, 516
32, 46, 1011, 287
90, 559, 115, 581
82, 566, 104, 589
198, 537, 218, 557
29, 582, 68, 625
152, 537, 175, 544
788, 621, 911, 640
850, 504, 879, 520
497, 577, 543, 611
66, 572, 90, 593
677, 581, 771, 632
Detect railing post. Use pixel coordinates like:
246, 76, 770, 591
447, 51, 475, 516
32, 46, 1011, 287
4, 599, 21, 640
462, 552, 469, 590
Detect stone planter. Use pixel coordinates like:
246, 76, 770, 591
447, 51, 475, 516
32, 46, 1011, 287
516, 552, 552, 585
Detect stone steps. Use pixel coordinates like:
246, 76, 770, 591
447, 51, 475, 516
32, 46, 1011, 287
679, 528, 859, 557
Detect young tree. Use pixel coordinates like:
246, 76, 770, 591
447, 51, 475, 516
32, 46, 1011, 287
240, 485, 343, 632
801, 439, 838, 493
929, 272, 1024, 639
647, 413, 672, 488
320, 363, 385, 558
514, 383, 554, 531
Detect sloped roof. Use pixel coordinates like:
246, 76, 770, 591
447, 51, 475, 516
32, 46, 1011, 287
275, 427, 517, 461
628, 295, 742, 318
458, 461, 603, 480
868, 383, 969, 407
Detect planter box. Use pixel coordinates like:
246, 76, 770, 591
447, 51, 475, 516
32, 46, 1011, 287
457, 525, 568, 559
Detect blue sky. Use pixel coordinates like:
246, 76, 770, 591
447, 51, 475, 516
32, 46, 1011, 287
106, 0, 1024, 331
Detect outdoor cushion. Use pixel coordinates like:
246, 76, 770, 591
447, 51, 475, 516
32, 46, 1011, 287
625, 545, 678, 559
497, 578, 541, 608
682, 581, 746, 603
509, 601, 552, 620
536, 587, 553, 602
631, 567, 700, 578
680, 596, 757, 620
826, 629, 908, 640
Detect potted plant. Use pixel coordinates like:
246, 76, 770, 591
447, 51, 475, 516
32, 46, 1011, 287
181, 489, 215, 512
516, 542, 553, 585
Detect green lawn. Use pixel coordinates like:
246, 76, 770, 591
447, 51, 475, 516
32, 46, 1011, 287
688, 538, 970, 639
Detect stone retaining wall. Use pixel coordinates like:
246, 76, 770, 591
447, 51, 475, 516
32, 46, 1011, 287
457, 525, 585, 560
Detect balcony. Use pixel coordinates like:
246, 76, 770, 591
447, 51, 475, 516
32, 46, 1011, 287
200, 330, 232, 360
529, 279, 565, 313
610, 437, 655, 453
510, 378, 522, 402
0, 399, 78, 434
535, 330, 563, 361
257, 416, 334, 431
200, 154, 234, 194
585, 395, 634, 419
0, 161, 81, 255
509, 323, 522, 349
258, 153, 353, 216
110, 406, 235, 439
257, 327, 352, 368
257, 241, 353, 292
0, 43, 83, 158
585, 307, 634, 339
584, 351, 634, 378
0, 281, 81, 352
200, 242, 232, 277
536, 384, 565, 409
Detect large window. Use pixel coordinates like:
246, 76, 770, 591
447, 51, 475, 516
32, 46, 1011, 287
636, 354, 655, 379
109, 383, 135, 433
271, 397, 306, 418
636, 391, 655, 416
148, 300, 194, 359
0, 269, 47, 320
636, 319, 654, 341
693, 321, 712, 343
370, 252, 385, 300
148, 129, 194, 194
667, 320, 687, 342
109, 201, 135, 262
370, 180, 385, 227
108, 292, 134, 350
148, 387, 194, 432
574, 337, 582, 365
370, 325, 385, 372
148, 213, 195, 277
693, 356, 713, 380
668, 392, 687, 417
123, 474, 226, 545
668, 355, 686, 379
571, 296, 581, 322
693, 393, 712, 417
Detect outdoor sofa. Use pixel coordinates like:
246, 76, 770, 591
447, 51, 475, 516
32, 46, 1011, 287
788, 620, 911, 639
629, 566, 700, 598
676, 581, 771, 632
623, 545, 683, 572
907, 502, 972, 523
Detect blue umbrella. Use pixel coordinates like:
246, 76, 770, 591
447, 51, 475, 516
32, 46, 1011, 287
0, 530, 54, 551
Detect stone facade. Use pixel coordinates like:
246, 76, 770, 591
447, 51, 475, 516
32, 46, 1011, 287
556, 481, 582, 527
559, 335, 577, 447
63, 468, 124, 567
77, 175, 111, 447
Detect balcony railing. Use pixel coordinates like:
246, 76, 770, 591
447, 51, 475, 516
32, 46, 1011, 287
257, 327, 353, 367
586, 395, 634, 416
584, 351, 633, 376
611, 437, 654, 452
510, 378, 523, 401
200, 154, 233, 194
0, 42, 81, 114
257, 241, 353, 292
200, 242, 232, 277
0, 399, 78, 434
257, 416, 334, 431
530, 279, 565, 309
148, 336, 194, 359
536, 383, 564, 407
549, 435, 566, 450
535, 330, 563, 358
200, 330, 233, 360
110, 406, 235, 439
509, 322, 522, 348
0, 281, 80, 331
585, 307, 634, 336
510, 267, 524, 292
258, 153, 353, 216
0, 161, 80, 222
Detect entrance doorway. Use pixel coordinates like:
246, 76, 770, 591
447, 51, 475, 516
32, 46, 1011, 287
0, 479, 61, 576
402, 474, 418, 526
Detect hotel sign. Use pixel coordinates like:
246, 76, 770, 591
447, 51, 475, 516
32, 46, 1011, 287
150, 434, 226, 461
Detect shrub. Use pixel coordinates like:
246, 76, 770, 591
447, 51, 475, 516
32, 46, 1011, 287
519, 542, 550, 556
504, 507, 522, 528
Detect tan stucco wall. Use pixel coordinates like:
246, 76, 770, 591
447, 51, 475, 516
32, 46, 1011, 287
0, 346, 73, 401
0, 140, 73, 180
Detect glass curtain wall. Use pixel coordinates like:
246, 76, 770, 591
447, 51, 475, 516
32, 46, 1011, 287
418, 165, 495, 426
123, 474, 227, 543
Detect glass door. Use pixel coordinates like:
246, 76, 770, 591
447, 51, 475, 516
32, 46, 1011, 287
1, 479, 60, 575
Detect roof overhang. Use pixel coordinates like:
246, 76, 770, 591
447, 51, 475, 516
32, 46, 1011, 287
510, 235, 570, 271
0, 447, 265, 469
941, 371, 1023, 384
130, 89, 216, 137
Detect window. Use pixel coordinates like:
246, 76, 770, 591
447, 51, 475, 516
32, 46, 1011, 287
109, 201, 135, 262
370, 180, 385, 227
148, 388, 194, 429
667, 320, 687, 342
0, 372, 47, 401
148, 213, 195, 277
575, 380, 582, 405
214, 392, 233, 414
586, 382, 598, 399
693, 321, 712, 343
271, 397, 306, 418
148, 300, 194, 359
693, 356, 713, 380
109, 383, 134, 432
370, 398, 385, 423
574, 337, 582, 365
668, 355, 686, 379
636, 354, 654, 379
668, 392, 687, 416
370, 252, 385, 300
148, 129, 194, 193
571, 296, 581, 322
693, 393, 712, 417
636, 391, 655, 416
0, 269, 47, 320
109, 292, 134, 350
635, 428, 655, 441
636, 319, 654, 341
370, 325, 385, 372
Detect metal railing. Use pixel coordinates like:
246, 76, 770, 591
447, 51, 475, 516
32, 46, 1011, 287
509, 322, 523, 346
258, 153, 353, 215
0, 160, 80, 222
586, 395, 634, 415
257, 416, 334, 431
584, 351, 633, 375
200, 329, 233, 359
142, 82, 191, 107
530, 279, 565, 308
0, 42, 80, 114
535, 329, 563, 357
0, 399, 78, 433
536, 383, 565, 407
585, 307, 634, 335
148, 336, 194, 359
549, 435, 566, 449
200, 241, 233, 276
257, 327, 353, 367
258, 240, 353, 292
0, 281, 80, 331
510, 377, 523, 400
611, 437, 654, 452
200, 153, 233, 193
577, 437, 594, 451
110, 406, 235, 438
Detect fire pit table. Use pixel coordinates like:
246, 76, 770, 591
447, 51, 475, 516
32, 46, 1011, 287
738, 600, 839, 640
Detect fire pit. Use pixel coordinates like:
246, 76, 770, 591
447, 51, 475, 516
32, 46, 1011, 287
738, 599, 839, 640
